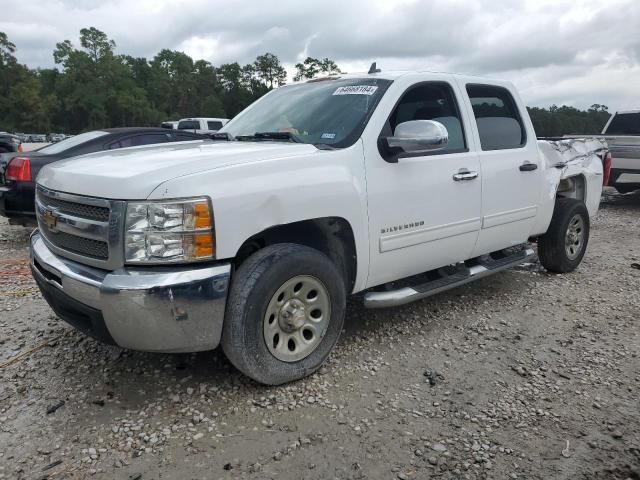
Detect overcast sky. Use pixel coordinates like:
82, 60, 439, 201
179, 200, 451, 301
1, 0, 639, 111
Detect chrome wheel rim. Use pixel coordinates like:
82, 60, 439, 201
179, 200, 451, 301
565, 214, 585, 260
263, 275, 331, 362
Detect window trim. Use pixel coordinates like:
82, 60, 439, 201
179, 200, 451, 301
465, 83, 527, 151
377, 81, 470, 162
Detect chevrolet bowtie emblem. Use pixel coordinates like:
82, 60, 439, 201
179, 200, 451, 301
42, 209, 58, 229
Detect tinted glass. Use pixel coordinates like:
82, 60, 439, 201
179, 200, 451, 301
605, 113, 640, 135
389, 82, 466, 152
207, 121, 223, 130
38, 131, 109, 154
221, 78, 392, 147
178, 121, 200, 130
466, 84, 526, 150
175, 133, 202, 141
118, 134, 169, 148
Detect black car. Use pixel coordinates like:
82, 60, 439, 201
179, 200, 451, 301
0, 127, 209, 226
0, 132, 22, 154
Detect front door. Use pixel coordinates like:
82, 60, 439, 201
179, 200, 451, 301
364, 79, 482, 288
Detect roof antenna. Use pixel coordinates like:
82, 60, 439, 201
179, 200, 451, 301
368, 62, 381, 74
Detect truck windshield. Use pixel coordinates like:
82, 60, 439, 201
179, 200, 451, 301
220, 78, 392, 148
606, 113, 640, 135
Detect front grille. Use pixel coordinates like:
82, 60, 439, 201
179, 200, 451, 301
38, 193, 110, 221
35, 186, 119, 268
44, 230, 109, 259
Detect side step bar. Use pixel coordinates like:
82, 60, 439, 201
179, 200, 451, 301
363, 248, 535, 309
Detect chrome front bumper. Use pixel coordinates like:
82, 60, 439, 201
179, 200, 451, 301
30, 231, 231, 353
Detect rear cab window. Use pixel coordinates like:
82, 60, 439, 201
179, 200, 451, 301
605, 113, 640, 135
466, 84, 526, 150
207, 121, 223, 130
178, 120, 200, 130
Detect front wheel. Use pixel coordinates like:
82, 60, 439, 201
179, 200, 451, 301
221, 243, 346, 385
538, 198, 590, 273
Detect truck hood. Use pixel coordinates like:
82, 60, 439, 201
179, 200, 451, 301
37, 141, 319, 199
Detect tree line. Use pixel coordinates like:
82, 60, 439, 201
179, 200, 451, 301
0, 28, 611, 136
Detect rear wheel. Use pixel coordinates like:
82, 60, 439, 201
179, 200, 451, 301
538, 198, 590, 273
221, 243, 346, 385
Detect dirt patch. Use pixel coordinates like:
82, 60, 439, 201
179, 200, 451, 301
0, 193, 638, 480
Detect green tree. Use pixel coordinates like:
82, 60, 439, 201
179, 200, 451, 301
293, 56, 341, 81
253, 53, 286, 88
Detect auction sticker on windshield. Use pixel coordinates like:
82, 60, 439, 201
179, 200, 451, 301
333, 85, 378, 96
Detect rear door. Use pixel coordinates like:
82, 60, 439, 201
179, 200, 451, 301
458, 82, 541, 256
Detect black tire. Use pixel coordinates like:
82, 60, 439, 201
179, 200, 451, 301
538, 198, 590, 273
221, 243, 346, 385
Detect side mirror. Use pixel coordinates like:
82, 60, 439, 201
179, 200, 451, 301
383, 120, 448, 156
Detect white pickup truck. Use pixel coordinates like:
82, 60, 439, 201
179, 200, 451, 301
177, 117, 229, 135
30, 70, 609, 384
599, 110, 640, 193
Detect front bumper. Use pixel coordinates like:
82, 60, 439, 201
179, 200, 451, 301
30, 231, 231, 353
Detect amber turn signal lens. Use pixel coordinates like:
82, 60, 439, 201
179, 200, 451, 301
194, 232, 214, 258
193, 202, 212, 229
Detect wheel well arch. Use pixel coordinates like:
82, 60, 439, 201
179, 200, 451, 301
233, 217, 358, 292
556, 174, 586, 202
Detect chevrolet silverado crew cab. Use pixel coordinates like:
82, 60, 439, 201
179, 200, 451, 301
30, 70, 609, 385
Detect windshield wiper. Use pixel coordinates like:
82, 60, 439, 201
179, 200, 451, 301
210, 132, 234, 141
236, 131, 302, 143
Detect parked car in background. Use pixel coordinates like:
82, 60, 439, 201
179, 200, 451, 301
47, 133, 66, 143
0, 127, 209, 225
0, 132, 23, 154
25, 134, 47, 143
601, 110, 640, 193
177, 117, 229, 134
161, 121, 178, 129
565, 110, 639, 193
29, 71, 609, 385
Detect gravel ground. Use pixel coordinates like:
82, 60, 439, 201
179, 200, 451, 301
0, 190, 638, 480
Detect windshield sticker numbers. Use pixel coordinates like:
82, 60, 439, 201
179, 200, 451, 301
333, 85, 378, 96
321, 133, 337, 139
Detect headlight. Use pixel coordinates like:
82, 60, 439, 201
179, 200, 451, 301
125, 198, 215, 264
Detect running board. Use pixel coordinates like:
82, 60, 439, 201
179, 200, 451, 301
363, 248, 535, 309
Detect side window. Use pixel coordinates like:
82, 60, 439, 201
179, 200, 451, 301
387, 82, 467, 153
466, 84, 526, 150
128, 134, 170, 147
108, 134, 169, 150
174, 133, 201, 141
178, 120, 200, 130
207, 121, 223, 130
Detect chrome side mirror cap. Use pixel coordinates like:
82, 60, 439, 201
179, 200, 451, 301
384, 120, 449, 155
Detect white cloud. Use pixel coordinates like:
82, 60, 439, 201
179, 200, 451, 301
1, 0, 639, 110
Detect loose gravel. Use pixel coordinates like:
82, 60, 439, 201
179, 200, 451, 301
0, 190, 638, 480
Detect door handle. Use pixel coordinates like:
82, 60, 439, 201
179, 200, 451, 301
452, 169, 479, 181
519, 162, 538, 172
